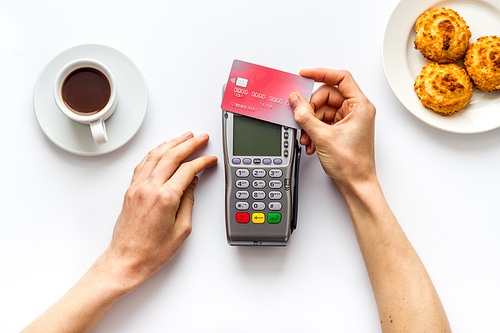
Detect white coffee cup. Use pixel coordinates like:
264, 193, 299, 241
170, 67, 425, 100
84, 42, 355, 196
53, 58, 117, 145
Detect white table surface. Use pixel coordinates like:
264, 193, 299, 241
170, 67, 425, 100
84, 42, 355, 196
2, 1, 499, 332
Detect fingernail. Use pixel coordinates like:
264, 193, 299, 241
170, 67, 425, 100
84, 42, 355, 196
182, 131, 194, 139
197, 133, 209, 139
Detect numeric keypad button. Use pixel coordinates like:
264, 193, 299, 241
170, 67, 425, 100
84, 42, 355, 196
236, 202, 249, 210
252, 180, 266, 189
268, 202, 282, 211
252, 169, 266, 177
252, 202, 265, 211
236, 169, 249, 177
235, 191, 249, 199
268, 191, 282, 200
268, 180, 282, 189
269, 169, 282, 178
252, 191, 265, 200
236, 180, 249, 188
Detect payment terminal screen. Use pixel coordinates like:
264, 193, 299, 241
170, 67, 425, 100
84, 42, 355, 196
233, 115, 281, 156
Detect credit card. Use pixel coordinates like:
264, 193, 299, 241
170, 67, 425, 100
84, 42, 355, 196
221, 60, 314, 129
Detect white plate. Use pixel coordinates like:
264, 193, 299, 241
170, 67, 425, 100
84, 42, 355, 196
34, 44, 148, 155
382, 0, 500, 134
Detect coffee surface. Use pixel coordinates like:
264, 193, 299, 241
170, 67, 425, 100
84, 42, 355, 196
62, 68, 111, 115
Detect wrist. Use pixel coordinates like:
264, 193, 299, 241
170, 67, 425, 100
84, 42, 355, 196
335, 176, 387, 218
334, 173, 380, 200
90, 248, 147, 296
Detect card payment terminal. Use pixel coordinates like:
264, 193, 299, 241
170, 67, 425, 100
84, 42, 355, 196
222, 109, 301, 246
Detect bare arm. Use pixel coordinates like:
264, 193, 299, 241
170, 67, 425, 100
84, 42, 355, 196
344, 180, 449, 331
289, 69, 450, 332
22, 132, 218, 333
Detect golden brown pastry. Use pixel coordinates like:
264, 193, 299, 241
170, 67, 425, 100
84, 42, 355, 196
414, 8, 471, 64
414, 62, 473, 116
464, 36, 500, 92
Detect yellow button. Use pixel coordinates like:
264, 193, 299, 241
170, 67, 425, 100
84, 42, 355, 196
252, 213, 265, 224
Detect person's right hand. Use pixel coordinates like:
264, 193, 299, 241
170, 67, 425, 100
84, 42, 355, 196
288, 69, 377, 194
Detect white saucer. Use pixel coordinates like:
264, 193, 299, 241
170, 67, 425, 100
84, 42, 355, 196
382, 0, 500, 134
34, 44, 148, 156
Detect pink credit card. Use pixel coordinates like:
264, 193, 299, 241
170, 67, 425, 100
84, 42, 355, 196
221, 60, 314, 129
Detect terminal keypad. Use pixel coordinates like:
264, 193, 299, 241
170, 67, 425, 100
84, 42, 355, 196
234, 167, 283, 224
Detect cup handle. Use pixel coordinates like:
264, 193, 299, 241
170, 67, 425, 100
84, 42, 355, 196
90, 119, 108, 145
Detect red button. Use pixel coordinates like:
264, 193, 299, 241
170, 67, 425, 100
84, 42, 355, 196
236, 212, 250, 223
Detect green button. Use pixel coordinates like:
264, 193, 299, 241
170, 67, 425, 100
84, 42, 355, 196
267, 213, 281, 224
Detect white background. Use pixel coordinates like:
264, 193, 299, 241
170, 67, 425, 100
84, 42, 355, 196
2, 0, 499, 332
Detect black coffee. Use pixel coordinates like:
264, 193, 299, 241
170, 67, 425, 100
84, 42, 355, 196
62, 67, 111, 115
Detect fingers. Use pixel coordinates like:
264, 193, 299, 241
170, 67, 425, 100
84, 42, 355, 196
305, 139, 316, 155
150, 133, 214, 186
135, 133, 212, 187
299, 68, 374, 126
133, 132, 217, 198
289, 92, 334, 155
164, 155, 218, 198
289, 92, 327, 142
173, 177, 199, 241
299, 129, 311, 146
132, 132, 195, 184
298, 130, 316, 155
310, 84, 344, 114
161, 155, 217, 221
292, 85, 342, 154
299, 68, 365, 100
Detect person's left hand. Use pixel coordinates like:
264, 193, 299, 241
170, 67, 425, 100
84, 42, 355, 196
105, 132, 218, 289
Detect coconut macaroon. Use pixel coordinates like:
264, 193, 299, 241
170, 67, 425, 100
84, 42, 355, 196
414, 62, 473, 116
414, 7, 471, 64
464, 36, 500, 92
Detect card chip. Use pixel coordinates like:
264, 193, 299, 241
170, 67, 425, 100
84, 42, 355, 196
236, 77, 248, 88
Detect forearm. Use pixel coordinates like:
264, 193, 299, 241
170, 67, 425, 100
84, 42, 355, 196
341, 180, 451, 332
22, 249, 139, 333
21, 135, 216, 333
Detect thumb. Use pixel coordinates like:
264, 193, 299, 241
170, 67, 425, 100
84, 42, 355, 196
289, 92, 325, 141
174, 176, 199, 240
